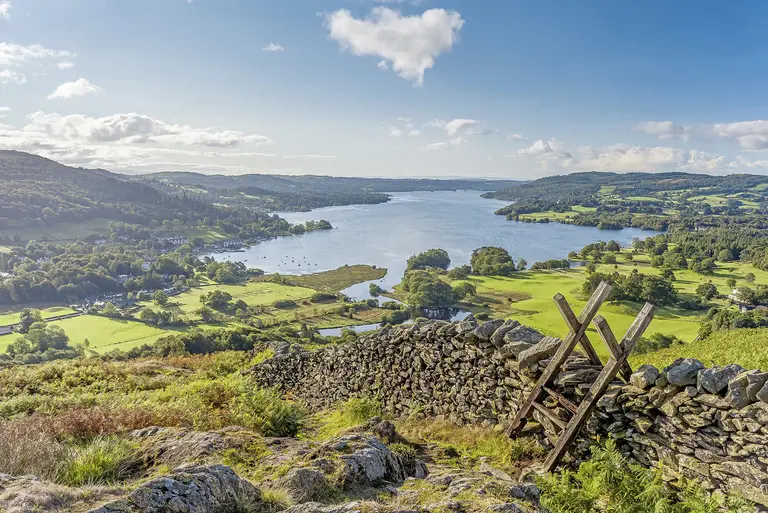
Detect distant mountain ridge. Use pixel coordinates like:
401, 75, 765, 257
140, 171, 525, 194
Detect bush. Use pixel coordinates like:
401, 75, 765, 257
538, 440, 744, 513
273, 299, 297, 309
57, 436, 140, 486
452, 282, 477, 299
381, 309, 411, 325
406, 249, 451, 271
447, 265, 471, 280
470, 247, 516, 276
633, 332, 683, 355
231, 388, 307, 437
310, 292, 337, 303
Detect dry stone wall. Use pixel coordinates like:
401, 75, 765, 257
249, 317, 768, 505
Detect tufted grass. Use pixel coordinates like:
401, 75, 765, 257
56, 436, 140, 486
314, 397, 383, 440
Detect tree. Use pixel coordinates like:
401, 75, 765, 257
102, 302, 121, 318
18, 308, 43, 334
746, 272, 756, 283
726, 278, 737, 289
7, 321, 70, 356
602, 254, 617, 264
200, 290, 233, 310
517, 258, 528, 271
406, 249, 451, 271
401, 270, 456, 308
452, 282, 477, 299
696, 281, 718, 300
470, 247, 516, 276
718, 249, 735, 262
661, 268, 676, 281
195, 306, 219, 323
369, 283, 384, 297
447, 265, 471, 280
153, 290, 169, 306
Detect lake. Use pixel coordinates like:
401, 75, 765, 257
210, 191, 655, 300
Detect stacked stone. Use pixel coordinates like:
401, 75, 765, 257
249, 317, 592, 428
249, 318, 768, 506
595, 358, 768, 506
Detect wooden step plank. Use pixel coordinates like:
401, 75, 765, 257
505, 282, 612, 437
544, 386, 579, 414
541, 303, 656, 472
532, 401, 567, 431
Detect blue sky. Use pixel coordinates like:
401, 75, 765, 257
2, 0, 768, 177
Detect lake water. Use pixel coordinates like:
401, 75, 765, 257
210, 191, 655, 300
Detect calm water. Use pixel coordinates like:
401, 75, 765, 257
211, 191, 655, 300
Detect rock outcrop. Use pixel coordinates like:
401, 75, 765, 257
250, 317, 768, 506
88, 464, 263, 513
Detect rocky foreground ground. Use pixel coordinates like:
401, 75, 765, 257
0, 419, 544, 513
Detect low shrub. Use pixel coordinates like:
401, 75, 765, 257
273, 300, 297, 309
56, 436, 140, 486
230, 387, 307, 437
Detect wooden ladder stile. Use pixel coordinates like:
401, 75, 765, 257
504, 281, 612, 438
504, 281, 657, 473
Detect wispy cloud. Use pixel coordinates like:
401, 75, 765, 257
262, 43, 285, 52
0, 1, 11, 20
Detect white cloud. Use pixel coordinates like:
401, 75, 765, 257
23, 111, 272, 147
709, 120, 768, 150
0, 42, 75, 85
508, 133, 527, 141
421, 137, 466, 151
408, 129, 420, 137
376, 60, 388, 70
0, 1, 11, 20
57, 61, 75, 70
679, 150, 731, 173
282, 154, 337, 159
262, 43, 285, 52
428, 118, 479, 136
0, 112, 279, 173
325, 7, 464, 85
47, 78, 102, 100
0, 107, 10, 112
387, 125, 402, 137
0, 69, 25, 84
634, 121, 692, 141
516, 137, 735, 174
517, 139, 567, 157
637, 118, 768, 150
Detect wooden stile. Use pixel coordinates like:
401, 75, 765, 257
504, 281, 656, 472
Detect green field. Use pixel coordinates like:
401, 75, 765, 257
260, 265, 387, 292
0, 306, 77, 327
457, 271, 702, 360
154, 282, 317, 316
635, 328, 768, 370
0, 315, 174, 354
451, 255, 766, 361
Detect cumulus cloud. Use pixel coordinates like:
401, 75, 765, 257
261, 43, 285, 52
634, 121, 693, 141
47, 78, 102, 100
0, 42, 75, 84
637, 118, 768, 150
57, 61, 75, 70
387, 125, 403, 137
516, 139, 568, 157
22, 111, 272, 148
0, 1, 11, 20
325, 7, 464, 85
0, 112, 280, 173
679, 150, 732, 172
